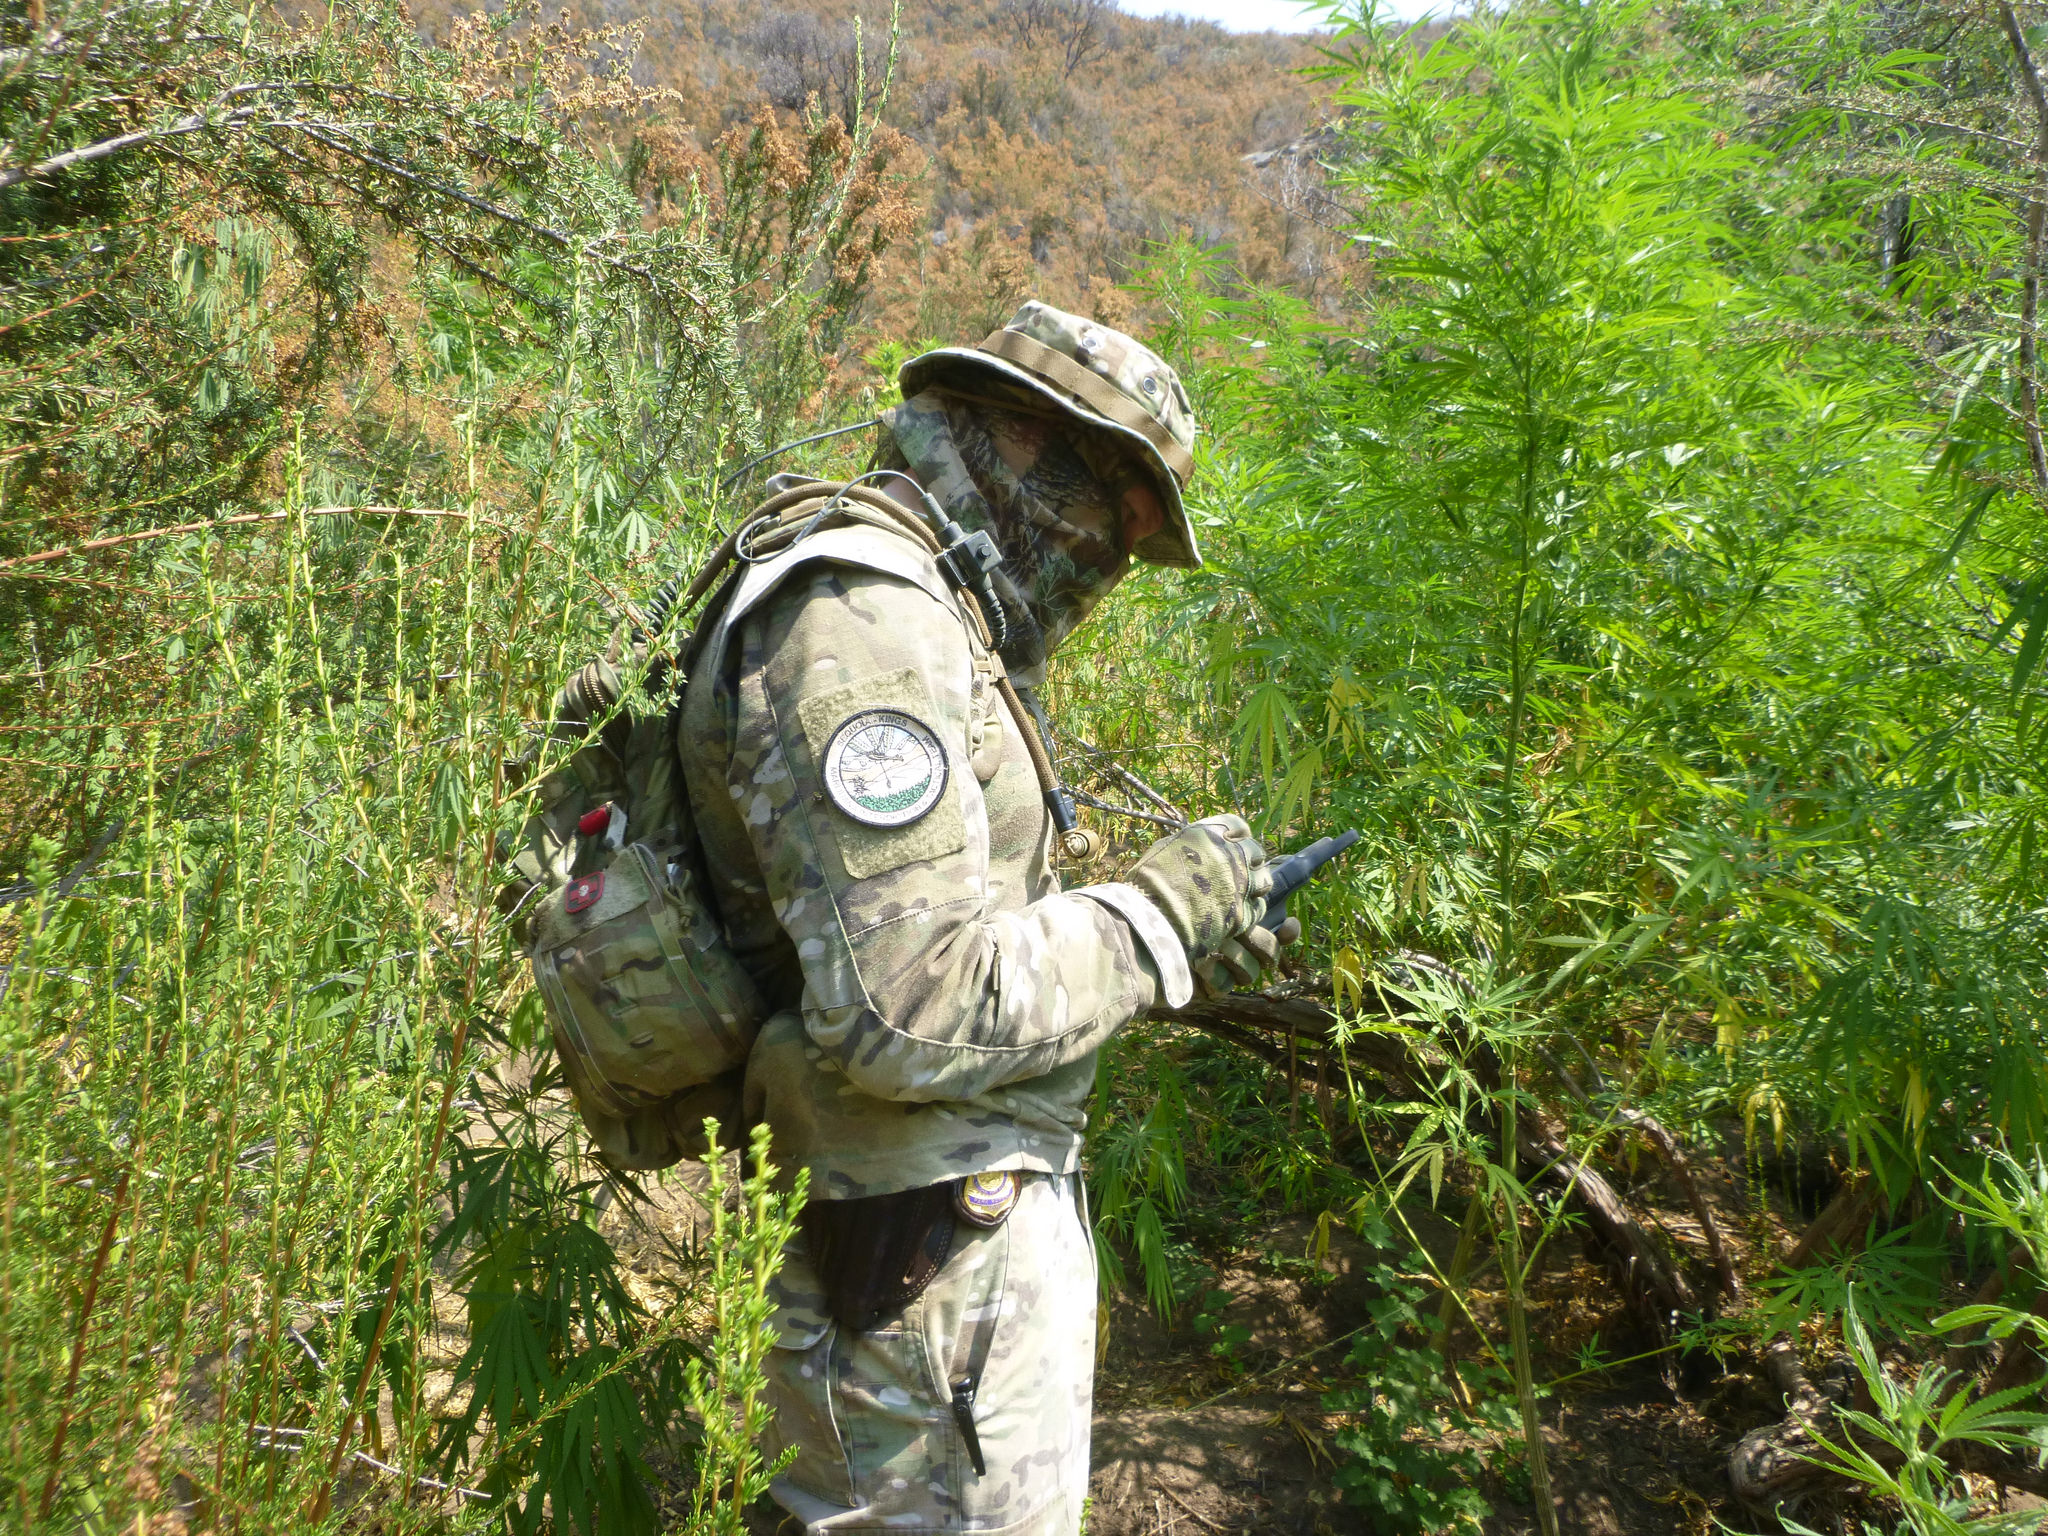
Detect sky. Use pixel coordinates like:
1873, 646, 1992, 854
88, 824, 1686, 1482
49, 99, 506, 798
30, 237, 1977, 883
1114, 0, 1335, 31
1114, 0, 1444, 33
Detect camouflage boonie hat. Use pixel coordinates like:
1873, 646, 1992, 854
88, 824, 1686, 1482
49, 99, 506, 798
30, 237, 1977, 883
898, 300, 1202, 569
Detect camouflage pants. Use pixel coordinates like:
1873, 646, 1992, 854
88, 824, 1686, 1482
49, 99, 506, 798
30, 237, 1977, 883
763, 1173, 1096, 1535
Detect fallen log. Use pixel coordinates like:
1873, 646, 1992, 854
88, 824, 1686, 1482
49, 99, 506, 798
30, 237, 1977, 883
1729, 1198, 2048, 1517
1781, 1172, 1881, 1271
1620, 1108, 1743, 1300
1727, 1343, 1852, 1515
1729, 1357, 2048, 1516
1154, 986, 1701, 1333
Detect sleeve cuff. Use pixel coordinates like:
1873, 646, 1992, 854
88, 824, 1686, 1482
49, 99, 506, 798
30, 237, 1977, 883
1073, 883, 1194, 1009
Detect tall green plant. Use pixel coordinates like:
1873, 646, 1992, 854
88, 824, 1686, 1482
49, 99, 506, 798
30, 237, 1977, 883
1056, 0, 2044, 1520
683, 1125, 807, 1536
1775, 1289, 2048, 1536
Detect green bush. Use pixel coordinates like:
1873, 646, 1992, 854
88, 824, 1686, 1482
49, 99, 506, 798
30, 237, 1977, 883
0, 0, 897, 1526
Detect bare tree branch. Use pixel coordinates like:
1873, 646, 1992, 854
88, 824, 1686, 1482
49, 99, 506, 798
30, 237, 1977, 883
0, 104, 253, 189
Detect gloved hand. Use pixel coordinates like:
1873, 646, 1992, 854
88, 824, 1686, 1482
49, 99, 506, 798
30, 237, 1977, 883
1125, 814, 1274, 961
1193, 913, 1302, 998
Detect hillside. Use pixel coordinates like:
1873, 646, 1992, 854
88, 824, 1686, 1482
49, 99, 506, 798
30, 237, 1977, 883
407, 0, 1356, 347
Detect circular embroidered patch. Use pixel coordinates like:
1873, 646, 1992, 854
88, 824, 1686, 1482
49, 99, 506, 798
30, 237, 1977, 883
822, 708, 949, 828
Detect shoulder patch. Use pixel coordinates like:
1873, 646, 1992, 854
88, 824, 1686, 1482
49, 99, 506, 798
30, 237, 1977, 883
794, 667, 968, 882
823, 708, 949, 827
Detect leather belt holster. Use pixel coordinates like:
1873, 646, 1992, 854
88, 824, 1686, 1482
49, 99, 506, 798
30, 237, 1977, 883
802, 1172, 1025, 1334
802, 1182, 957, 1335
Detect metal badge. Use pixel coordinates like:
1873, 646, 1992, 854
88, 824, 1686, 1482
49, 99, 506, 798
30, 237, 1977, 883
953, 1170, 1020, 1228
822, 708, 949, 828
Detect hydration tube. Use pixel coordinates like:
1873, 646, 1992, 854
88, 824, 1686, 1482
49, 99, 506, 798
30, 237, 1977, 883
714, 418, 881, 494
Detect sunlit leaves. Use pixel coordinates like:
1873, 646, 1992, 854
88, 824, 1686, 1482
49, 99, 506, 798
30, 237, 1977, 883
1779, 1284, 2048, 1536
1121, 0, 2047, 1335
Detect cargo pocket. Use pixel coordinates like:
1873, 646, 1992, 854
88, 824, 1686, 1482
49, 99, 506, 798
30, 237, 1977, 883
826, 1310, 955, 1521
762, 1242, 853, 1507
926, 1177, 1090, 1530
765, 1217, 1043, 1529
920, 1215, 1016, 1523
816, 1217, 1016, 1527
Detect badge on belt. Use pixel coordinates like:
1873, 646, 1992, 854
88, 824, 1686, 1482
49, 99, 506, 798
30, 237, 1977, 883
953, 1170, 1020, 1228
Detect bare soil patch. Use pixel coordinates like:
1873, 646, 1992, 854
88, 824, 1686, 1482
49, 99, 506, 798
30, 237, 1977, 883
1082, 1206, 1761, 1536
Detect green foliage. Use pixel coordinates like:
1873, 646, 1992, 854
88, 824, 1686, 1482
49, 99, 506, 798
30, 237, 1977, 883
1670, 0, 2048, 712
1190, 1289, 1253, 1375
432, 1097, 675, 1533
1772, 1289, 2048, 1536
1053, 0, 2048, 1523
1758, 1226, 1951, 1340
683, 1124, 806, 1536
1322, 1267, 1502, 1535
1934, 1151, 2048, 1358
0, 485, 515, 1530
1085, 1040, 1196, 1314
0, 0, 902, 1525
1069, 0, 2046, 1261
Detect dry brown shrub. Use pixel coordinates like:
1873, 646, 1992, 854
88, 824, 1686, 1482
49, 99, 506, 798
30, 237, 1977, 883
447, 1, 680, 116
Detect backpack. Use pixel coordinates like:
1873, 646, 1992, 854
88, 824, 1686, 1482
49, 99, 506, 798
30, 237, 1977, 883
497, 619, 765, 1171
500, 480, 1085, 1173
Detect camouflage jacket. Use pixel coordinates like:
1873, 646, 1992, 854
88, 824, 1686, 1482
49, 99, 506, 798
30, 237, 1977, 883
678, 484, 1191, 1200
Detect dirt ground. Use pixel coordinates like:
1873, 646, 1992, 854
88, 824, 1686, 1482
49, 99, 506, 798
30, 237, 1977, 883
1080, 1235, 1754, 1536
566, 1120, 2046, 1536
1079, 1207, 1756, 1536
1072, 1151, 2047, 1536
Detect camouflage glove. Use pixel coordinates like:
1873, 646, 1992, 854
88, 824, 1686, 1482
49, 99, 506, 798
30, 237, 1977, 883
1194, 924, 1281, 1000
1124, 814, 1275, 962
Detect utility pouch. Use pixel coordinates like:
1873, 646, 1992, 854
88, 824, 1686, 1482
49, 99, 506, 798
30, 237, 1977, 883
802, 1183, 959, 1334
527, 839, 763, 1169
802, 1174, 1027, 1333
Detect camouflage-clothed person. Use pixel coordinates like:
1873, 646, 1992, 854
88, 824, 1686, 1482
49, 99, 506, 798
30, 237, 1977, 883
678, 303, 1273, 1534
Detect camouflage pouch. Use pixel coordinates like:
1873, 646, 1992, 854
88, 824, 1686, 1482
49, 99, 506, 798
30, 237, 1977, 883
498, 654, 688, 928
527, 838, 764, 1170
499, 630, 763, 1172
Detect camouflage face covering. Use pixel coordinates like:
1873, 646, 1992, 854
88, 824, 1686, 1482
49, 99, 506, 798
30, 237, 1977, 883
879, 388, 1150, 687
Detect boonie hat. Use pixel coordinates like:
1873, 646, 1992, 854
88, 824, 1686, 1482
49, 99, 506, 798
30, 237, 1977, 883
898, 300, 1203, 569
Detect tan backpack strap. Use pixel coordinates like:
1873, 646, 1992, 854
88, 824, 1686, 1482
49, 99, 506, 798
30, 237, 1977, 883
671, 481, 943, 627
682, 479, 1094, 856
